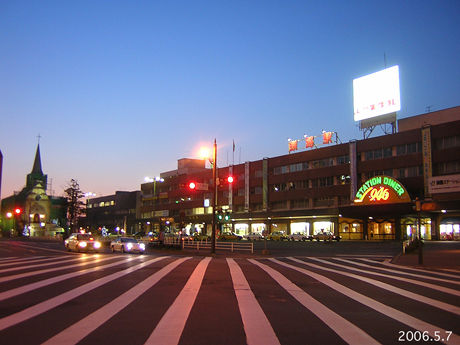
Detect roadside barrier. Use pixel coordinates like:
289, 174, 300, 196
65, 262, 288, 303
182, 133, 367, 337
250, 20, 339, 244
163, 237, 253, 253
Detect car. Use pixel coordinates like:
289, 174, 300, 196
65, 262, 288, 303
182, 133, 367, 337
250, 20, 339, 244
218, 232, 243, 241
64, 233, 102, 252
110, 237, 146, 253
191, 233, 211, 241
266, 231, 288, 241
289, 233, 308, 241
244, 233, 264, 241
311, 231, 341, 242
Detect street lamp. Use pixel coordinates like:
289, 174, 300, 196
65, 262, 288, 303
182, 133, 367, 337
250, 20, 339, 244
200, 140, 218, 253
211, 139, 217, 254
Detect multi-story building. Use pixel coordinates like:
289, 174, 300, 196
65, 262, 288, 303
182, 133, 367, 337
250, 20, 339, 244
84, 191, 140, 235
138, 106, 460, 241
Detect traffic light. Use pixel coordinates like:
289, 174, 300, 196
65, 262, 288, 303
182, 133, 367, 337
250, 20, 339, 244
216, 211, 231, 222
188, 182, 196, 190
227, 176, 234, 183
14, 208, 22, 215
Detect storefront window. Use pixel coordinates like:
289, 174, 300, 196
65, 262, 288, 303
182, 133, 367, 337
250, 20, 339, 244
291, 222, 310, 236
339, 221, 362, 240
440, 224, 460, 240
235, 223, 249, 235
313, 221, 333, 235
402, 218, 431, 240
271, 223, 288, 234
222, 224, 233, 233
251, 223, 266, 235
368, 221, 395, 240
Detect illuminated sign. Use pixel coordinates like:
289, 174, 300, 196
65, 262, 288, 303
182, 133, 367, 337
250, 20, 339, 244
354, 176, 411, 205
353, 65, 401, 121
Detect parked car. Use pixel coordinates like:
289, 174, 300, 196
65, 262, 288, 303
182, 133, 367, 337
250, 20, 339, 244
110, 237, 146, 253
311, 231, 341, 242
64, 233, 102, 253
244, 233, 264, 241
218, 232, 243, 241
289, 233, 308, 241
191, 233, 211, 241
266, 231, 288, 241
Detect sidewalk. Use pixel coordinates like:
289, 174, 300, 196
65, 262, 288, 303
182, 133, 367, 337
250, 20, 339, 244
391, 242, 460, 270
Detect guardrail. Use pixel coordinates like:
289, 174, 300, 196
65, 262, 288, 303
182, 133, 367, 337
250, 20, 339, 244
163, 238, 253, 253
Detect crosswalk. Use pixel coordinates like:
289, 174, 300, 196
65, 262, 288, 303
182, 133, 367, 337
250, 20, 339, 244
0, 253, 458, 345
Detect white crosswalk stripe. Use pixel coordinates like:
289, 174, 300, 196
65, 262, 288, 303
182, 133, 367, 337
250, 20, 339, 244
0, 254, 457, 345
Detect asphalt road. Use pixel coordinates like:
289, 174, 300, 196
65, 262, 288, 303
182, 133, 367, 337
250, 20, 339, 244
0, 239, 459, 345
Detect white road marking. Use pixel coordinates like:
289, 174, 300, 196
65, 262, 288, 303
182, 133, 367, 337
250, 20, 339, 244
144, 257, 211, 345
0, 255, 127, 283
0, 255, 139, 301
312, 257, 460, 296
228, 258, 281, 345
0, 256, 77, 273
274, 258, 460, 345
290, 257, 460, 315
0, 256, 46, 265
42, 257, 191, 345
376, 259, 460, 279
0, 256, 168, 331
250, 259, 380, 345
340, 258, 460, 285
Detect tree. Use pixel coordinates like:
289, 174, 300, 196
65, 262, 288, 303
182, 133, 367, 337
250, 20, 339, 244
64, 179, 85, 233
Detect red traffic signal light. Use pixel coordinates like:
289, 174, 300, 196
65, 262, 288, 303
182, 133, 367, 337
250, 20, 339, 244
14, 208, 22, 215
227, 176, 234, 183
188, 182, 196, 190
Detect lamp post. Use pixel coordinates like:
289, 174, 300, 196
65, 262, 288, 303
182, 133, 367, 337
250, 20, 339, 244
211, 139, 217, 254
144, 176, 164, 233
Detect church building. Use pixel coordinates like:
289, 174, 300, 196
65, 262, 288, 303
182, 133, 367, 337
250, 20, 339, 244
1, 144, 67, 237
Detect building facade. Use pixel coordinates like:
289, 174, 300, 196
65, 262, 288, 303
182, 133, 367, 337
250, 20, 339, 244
138, 106, 460, 241
83, 191, 140, 235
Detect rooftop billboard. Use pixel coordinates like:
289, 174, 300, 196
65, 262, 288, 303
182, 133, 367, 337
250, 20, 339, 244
353, 65, 401, 121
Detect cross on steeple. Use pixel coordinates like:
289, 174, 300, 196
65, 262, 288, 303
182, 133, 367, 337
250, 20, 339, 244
37, 133, 41, 144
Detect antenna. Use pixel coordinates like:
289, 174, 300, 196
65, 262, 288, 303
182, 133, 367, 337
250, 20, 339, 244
384, 53, 387, 68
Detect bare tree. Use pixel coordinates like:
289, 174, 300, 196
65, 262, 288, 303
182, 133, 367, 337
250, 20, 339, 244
64, 179, 85, 233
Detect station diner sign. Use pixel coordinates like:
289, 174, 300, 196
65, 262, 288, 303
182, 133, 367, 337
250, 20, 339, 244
354, 175, 411, 205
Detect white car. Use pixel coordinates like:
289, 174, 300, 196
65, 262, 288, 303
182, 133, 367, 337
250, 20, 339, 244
244, 233, 264, 241
289, 233, 308, 241
111, 237, 146, 254
65, 233, 102, 253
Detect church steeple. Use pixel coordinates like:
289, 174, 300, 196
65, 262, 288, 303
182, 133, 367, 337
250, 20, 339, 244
26, 143, 47, 191
31, 144, 43, 175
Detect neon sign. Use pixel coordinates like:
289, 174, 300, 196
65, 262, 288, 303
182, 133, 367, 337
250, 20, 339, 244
354, 176, 411, 205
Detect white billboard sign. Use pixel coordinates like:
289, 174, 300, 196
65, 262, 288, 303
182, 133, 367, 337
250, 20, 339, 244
428, 174, 460, 194
353, 65, 401, 121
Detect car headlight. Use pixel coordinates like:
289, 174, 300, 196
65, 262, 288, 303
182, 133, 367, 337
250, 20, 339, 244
79, 241, 87, 248
140, 243, 145, 250
94, 241, 101, 249
127, 243, 133, 250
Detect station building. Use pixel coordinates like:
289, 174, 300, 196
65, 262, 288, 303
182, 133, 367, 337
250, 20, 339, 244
138, 106, 460, 241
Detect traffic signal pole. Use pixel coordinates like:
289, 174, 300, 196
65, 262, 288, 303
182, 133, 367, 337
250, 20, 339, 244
211, 139, 217, 254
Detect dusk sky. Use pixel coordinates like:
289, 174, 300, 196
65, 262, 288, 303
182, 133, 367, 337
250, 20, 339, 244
1, 1, 459, 199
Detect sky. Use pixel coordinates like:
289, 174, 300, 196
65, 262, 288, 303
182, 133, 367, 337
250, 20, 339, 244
1, 0, 459, 198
